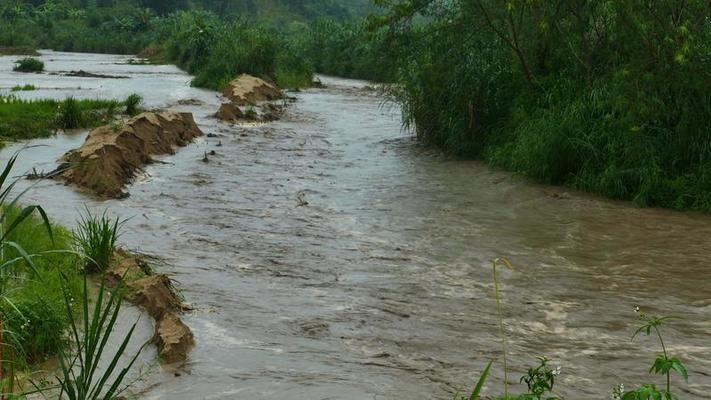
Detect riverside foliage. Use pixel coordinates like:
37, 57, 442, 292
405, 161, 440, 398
368, 0, 711, 211
0, 1, 319, 88
5, 2, 711, 210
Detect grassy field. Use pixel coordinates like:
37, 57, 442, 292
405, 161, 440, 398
0, 95, 139, 143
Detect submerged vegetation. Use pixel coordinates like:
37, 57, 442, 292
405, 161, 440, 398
12, 57, 43, 72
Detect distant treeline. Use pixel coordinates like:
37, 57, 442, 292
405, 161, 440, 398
2, 0, 374, 20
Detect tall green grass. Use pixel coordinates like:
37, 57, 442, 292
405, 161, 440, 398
73, 209, 123, 273
155, 12, 313, 90
0, 154, 83, 389
51, 273, 146, 400
0, 95, 141, 142
0, 157, 141, 398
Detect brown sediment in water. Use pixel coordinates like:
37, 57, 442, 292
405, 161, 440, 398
215, 102, 244, 122
58, 112, 203, 198
109, 250, 194, 365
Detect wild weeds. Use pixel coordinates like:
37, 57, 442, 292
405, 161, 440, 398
621, 310, 688, 400
12, 58, 44, 73
51, 273, 146, 400
124, 94, 142, 116
462, 260, 690, 400
0, 96, 123, 140
57, 97, 83, 130
72, 209, 122, 273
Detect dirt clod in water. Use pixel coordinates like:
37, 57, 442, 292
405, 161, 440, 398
215, 102, 243, 122
155, 313, 195, 365
58, 112, 203, 198
222, 74, 282, 105
60, 70, 129, 79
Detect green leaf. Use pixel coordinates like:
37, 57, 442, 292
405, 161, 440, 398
470, 359, 493, 400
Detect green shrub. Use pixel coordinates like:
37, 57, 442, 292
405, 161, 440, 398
73, 209, 123, 273
12, 57, 44, 73
57, 97, 83, 129
125, 93, 143, 116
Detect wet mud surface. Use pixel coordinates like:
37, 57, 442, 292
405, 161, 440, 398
0, 51, 710, 399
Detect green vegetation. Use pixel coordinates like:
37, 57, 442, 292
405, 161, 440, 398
10, 84, 35, 92
0, 0, 369, 89
53, 273, 146, 400
12, 57, 43, 72
153, 11, 313, 90
458, 259, 690, 400
0, 154, 81, 393
366, 1, 711, 211
73, 209, 122, 273
1, 206, 81, 368
124, 93, 142, 116
0, 155, 141, 398
0, 95, 137, 142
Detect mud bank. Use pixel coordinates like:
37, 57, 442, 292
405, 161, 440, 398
216, 74, 284, 123
58, 112, 202, 198
110, 251, 194, 365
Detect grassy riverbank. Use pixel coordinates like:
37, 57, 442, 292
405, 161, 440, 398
0, 158, 146, 396
352, 1, 711, 212
0, 95, 140, 143
1, 207, 82, 370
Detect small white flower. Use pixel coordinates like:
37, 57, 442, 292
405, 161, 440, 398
634, 306, 640, 313
552, 366, 562, 376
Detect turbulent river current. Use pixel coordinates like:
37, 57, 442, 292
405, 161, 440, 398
0, 51, 709, 399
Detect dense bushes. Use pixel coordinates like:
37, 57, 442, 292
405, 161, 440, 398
12, 57, 43, 72
295, 18, 398, 82
155, 11, 313, 89
373, 0, 711, 211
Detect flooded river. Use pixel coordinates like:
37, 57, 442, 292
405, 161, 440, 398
0, 51, 709, 399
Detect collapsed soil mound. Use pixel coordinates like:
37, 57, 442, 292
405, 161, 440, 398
216, 74, 286, 123
155, 313, 194, 364
59, 112, 202, 198
222, 74, 282, 105
110, 251, 195, 365
216, 102, 244, 122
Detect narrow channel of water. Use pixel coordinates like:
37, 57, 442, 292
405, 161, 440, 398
1, 51, 709, 399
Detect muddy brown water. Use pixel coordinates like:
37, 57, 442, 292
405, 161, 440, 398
0, 51, 709, 399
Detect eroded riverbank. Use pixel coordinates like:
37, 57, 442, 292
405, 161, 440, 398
1, 51, 710, 399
